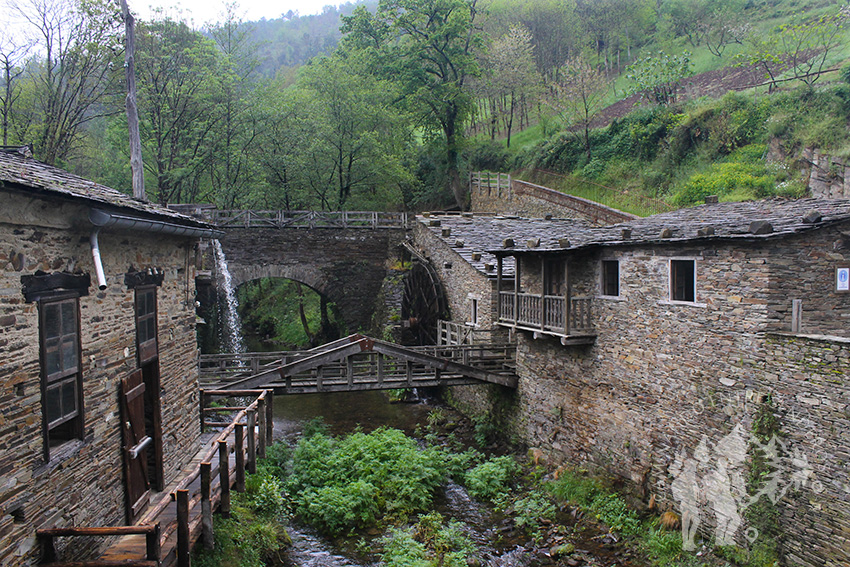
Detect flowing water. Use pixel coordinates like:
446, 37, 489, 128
211, 239, 247, 356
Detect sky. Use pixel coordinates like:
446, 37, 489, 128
136, 0, 342, 26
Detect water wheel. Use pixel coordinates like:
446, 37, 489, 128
402, 260, 448, 345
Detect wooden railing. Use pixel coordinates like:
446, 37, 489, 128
498, 292, 594, 339
198, 337, 518, 392
37, 390, 273, 567
209, 209, 409, 229
470, 171, 512, 199
437, 320, 496, 345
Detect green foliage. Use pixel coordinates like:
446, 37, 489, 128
287, 427, 447, 535
194, 470, 290, 567
626, 51, 693, 106
641, 524, 684, 566
464, 455, 519, 502
510, 491, 556, 537
381, 512, 475, 567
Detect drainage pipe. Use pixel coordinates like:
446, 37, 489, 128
90, 227, 107, 290
88, 208, 223, 289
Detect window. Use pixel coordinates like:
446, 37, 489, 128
601, 260, 620, 297
40, 296, 83, 458
470, 298, 479, 326
670, 259, 696, 302
135, 287, 158, 363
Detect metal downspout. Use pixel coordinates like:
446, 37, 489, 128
90, 227, 107, 290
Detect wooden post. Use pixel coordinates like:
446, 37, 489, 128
316, 366, 324, 392
257, 397, 267, 459
235, 423, 245, 492
199, 389, 206, 434
247, 410, 257, 474
265, 391, 274, 444
219, 440, 230, 518
251, 356, 259, 375
347, 357, 354, 387
497, 256, 503, 321
377, 354, 384, 387
540, 259, 547, 330
406, 360, 413, 387
146, 523, 161, 561
201, 463, 214, 550
791, 299, 803, 333
177, 489, 189, 567
514, 255, 521, 326
564, 261, 571, 335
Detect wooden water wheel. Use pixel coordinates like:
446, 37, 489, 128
402, 260, 448, 345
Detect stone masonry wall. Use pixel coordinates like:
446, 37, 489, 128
470, 176, 636, 225
463, 237, 848, 566
217, 227, 406, 334
0, 194, 201, 566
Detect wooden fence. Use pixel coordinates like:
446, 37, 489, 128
37, 390, 273, 567
209, 210, 409, 229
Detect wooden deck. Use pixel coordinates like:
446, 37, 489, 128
199, 335, 519, 394
37, 390, 274, 567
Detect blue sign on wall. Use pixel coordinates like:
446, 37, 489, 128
838, 267, 850, 292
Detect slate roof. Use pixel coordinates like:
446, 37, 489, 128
417, 213, 595, 278
420, 198, 850, 273
0, 146, 209, 228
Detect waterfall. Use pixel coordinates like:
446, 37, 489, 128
212, 239, 247, 355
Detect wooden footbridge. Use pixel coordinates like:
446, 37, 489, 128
199, 334, 518, 394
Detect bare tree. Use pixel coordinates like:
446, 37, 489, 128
0, 36, 29, 146
118, 0, 145, 200
12, 0, 122, 164
550, 56, 610, 161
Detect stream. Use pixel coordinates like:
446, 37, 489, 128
270, 390, 639, 567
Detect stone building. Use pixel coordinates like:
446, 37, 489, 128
0, 147, 219, 566
421, 199, 850, 567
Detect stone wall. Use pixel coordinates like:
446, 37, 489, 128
447, 233, 849, 566
470, 175, 636, 225
216, 227, 407, 334
0, 194, 201, 566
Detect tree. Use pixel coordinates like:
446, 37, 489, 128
549, 56, 609, 161
291, 54, 414, 210
342, 0, 482, 209
135, 15, 222, 204
0, 36, 29, 146
626, 50, 692, 106
12, 0, 123, 164
484, 25, 541, 148
207, 2, 260, 208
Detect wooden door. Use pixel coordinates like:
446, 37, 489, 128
121, 369, 151, 523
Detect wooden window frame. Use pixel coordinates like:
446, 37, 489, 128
544, 257, 566, 296
670, 258, 697, 303
39, 294, 84, 461
470, 298, 479, 327
600, 259, 620, 298
135, 286, 158, 364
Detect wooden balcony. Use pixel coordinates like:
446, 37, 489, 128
498, 292, 595, 345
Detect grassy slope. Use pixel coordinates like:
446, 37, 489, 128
487, 0, 850, 216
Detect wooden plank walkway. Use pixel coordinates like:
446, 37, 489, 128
199, 335, 519, 394
37, 390, 274, 567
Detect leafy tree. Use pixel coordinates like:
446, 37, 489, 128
135, 15, 222, 204
11, 0, 123, 165
342, 0, 482, 209
626, 50, 692, 106
549, 56, 610, 160
291, 53, 413, 210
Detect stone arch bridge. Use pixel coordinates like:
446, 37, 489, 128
199, 210, 410, 333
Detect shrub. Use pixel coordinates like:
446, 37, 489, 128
511, 491, 556, 537
287, 427, 447, 535
464, 455, 519, 502
381, 512, 474, 567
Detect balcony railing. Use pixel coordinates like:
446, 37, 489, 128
498, 292, 594, 341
